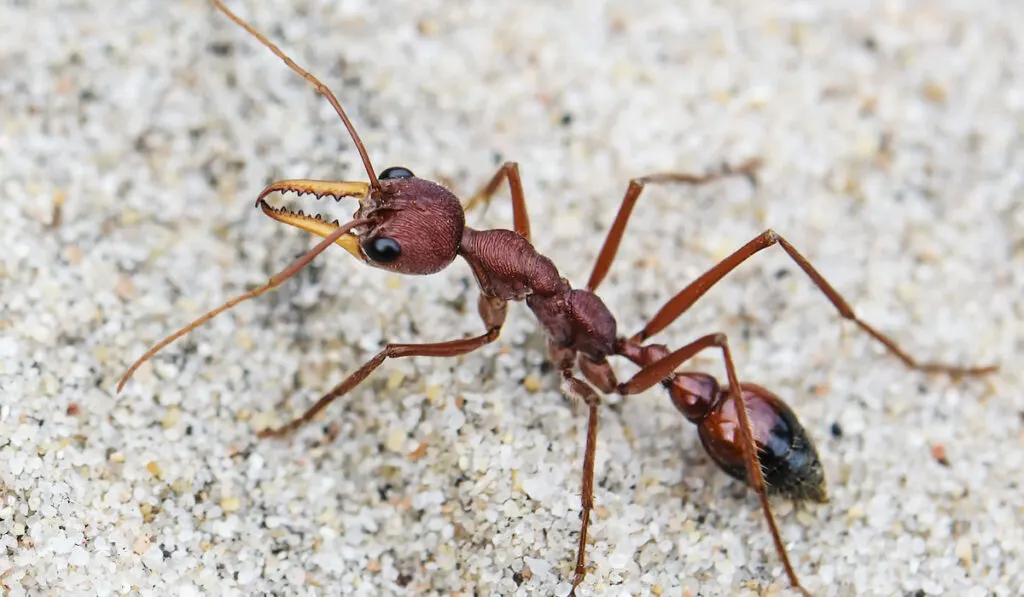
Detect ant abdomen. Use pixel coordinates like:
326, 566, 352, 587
669, 372, 828, 503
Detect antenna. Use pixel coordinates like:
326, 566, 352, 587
212, 0, 382, 192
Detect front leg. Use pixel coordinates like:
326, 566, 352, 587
259, 295, 507, 438
462, 161, 532, 241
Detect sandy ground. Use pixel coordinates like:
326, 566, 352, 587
1, 1, 1022, 596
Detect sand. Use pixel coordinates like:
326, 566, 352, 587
1, 1, 1022, 596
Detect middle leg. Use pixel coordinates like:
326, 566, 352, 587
564, 375, 601, 597
548, 342, 608, 597
586, 158, 762, 292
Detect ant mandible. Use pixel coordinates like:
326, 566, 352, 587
117, 2, 998, 595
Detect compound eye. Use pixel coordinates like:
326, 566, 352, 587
378, 166, 415, 180
362, 236, 401, 263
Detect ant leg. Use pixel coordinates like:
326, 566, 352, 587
586, 158, 762, 292
616, 333, 813, 597
564, 374, 601, 597
634, 229, 997, 375
117, 217, 369, 391
462, 161, 531, 241
258, 295, 507, 438
549, 343, 605, 597
212, 0, 382, 187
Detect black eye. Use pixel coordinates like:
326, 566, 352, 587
363, 237, 401, 262
379, 166, 415, 180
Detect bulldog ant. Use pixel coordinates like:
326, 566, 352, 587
117, 1, 998, 595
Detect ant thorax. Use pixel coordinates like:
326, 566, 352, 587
459, 227, 617, 360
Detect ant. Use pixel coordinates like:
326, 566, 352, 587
117, 2, 998, 595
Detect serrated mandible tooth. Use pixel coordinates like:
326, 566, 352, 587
255, 179, 370, 208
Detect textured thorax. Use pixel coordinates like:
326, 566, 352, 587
459, 228, 567, 300
459, 228, 617, 359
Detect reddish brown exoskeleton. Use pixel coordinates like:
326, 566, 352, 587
117, 2, 998, 595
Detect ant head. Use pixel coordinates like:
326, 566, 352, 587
257, 166, 465, 276
212, 1, 468, 276
355, 166, 465, 275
